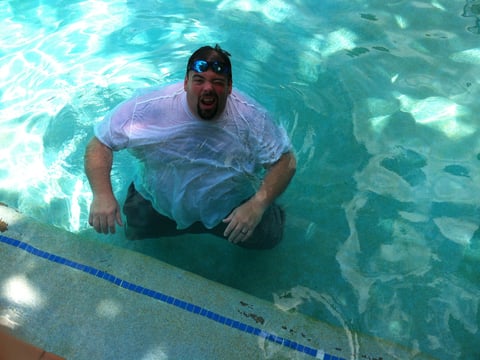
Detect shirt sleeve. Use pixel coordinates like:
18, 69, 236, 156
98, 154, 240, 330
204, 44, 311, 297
252, 109, 292, 166
94, 98, 137, 151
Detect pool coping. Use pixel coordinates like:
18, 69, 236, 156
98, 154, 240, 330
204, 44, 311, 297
0, 203, 436, 360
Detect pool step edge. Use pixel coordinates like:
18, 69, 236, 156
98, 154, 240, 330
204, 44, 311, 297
0, 203, 436, 360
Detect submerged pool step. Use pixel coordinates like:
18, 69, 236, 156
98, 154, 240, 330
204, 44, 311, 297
0, 204, 435, 360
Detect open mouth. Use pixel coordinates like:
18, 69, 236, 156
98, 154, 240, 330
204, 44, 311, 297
197, 92, 219, 119
200, 95, 217, 108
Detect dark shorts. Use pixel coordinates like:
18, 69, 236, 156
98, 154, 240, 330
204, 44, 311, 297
122, 183, 284, 249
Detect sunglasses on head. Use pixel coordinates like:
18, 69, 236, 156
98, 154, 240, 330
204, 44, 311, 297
189, 60, 231, 75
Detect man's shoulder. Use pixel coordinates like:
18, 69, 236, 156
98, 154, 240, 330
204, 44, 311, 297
230, 88, 253, 103
230, 89, 265, 110
228, 89, 269, 121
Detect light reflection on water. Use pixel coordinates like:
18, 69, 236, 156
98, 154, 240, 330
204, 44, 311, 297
1, 1, 480, 359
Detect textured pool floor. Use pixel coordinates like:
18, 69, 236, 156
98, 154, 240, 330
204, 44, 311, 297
0, 204, 435, 360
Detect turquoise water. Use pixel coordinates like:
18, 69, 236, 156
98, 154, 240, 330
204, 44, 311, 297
1, 0, 480, 358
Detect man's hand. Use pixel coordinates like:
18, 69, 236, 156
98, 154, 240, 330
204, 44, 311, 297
88, 194, 123, 234
222, 198, 265, 243
222, 152, 296, 244
85, 137, 122, 234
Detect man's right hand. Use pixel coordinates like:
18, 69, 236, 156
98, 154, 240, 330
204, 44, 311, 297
84, 137, 122, 234
88, 194, 123, 234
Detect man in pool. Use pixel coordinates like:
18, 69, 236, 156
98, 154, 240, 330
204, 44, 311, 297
84, 44, 296, 249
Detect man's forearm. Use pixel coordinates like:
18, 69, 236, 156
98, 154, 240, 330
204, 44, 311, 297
222, 151, 296, 242
84, 137, 115, 197
251, 152, 296, 209
85, 137, 123, 233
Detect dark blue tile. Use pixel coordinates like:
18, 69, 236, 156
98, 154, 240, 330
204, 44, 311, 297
140, 287, 150, 295
63, 259, 74, 267
101, 273, 111, 281
33, 249, 46, 257
145, 289, 156, 297
133, 285, 144, 293
205, 311, 214, 319
245, 325, 255, 334
267, 334, 276, 342
154, 293, 165, 301
127, 283, 136, 291
121, 281, 131, 289
11, 239, 21, 247
174, 299, 187, 309
258, 330, 269, 339
78, 264, 87, 271
151, 291, 162, 299
74, 263, 86, 271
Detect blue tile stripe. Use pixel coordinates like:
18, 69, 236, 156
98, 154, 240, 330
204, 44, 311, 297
0, 234, 346, 360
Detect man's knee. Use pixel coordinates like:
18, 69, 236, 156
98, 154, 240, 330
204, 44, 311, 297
122, 182, 180, 239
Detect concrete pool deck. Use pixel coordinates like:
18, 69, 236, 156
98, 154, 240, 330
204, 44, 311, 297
0, 203, 436, 360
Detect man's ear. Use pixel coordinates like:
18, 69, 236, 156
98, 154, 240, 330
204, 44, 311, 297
184, 75, 189, 91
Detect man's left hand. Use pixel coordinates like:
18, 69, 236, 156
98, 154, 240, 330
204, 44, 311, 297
222, 199, 265, 243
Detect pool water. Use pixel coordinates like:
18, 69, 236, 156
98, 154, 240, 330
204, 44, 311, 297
1, 1, 480, 359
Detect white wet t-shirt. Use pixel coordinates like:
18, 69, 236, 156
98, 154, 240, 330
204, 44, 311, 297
95, 82, 291, 229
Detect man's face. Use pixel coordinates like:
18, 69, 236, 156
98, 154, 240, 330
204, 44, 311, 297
184, 67, 232, 121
